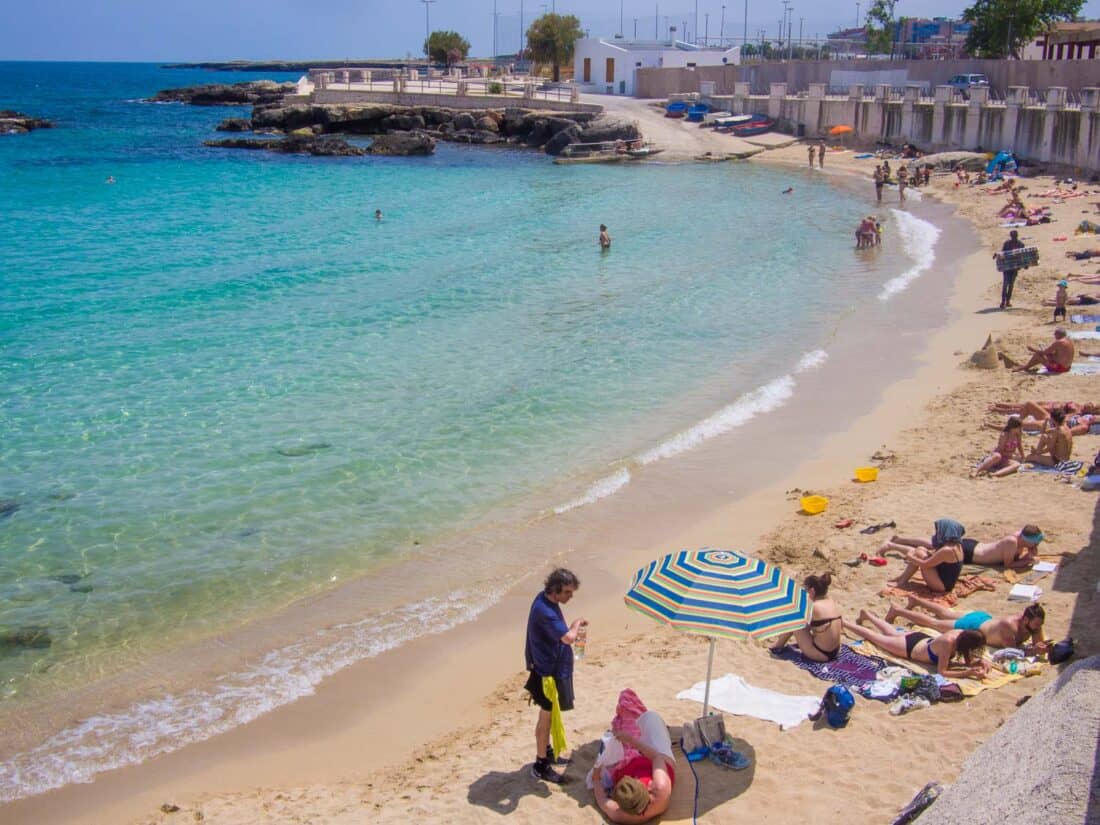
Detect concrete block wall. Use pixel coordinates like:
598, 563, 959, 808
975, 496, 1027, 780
724, 83, 1100, 172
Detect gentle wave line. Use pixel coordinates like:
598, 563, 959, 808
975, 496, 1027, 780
0, 589, 499, 802
553, 467, 632, 515
879, 210, 941, 301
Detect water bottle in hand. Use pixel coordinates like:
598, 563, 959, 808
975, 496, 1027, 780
574, 624, 588, 660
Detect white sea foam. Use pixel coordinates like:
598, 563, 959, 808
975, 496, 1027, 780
637, 350, 827, 465
553, 467, 632, 514
0, 589, 499, 802
795, 349, 828, 373
879, 210, 942, 301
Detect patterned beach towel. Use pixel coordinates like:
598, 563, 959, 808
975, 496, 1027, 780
879, 574, 996, 607
771, 644, 893, 701
1021, 460, 1084, 474
1070, 314, 1100, 324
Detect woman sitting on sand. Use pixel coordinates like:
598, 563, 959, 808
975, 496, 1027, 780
843, 609, 990, 680
768, 572, 842, 661
973, 416, 1025, 477
590, 690, 675, 824
878, 517, 965, 593
990, 400, 1099, 418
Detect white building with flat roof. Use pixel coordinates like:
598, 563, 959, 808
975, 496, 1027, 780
573, 37, 740, 96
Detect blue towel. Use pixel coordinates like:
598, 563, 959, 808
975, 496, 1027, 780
854, 153, 874, 159
1070, 314, 1100, 324
1022, 460, 1083, 474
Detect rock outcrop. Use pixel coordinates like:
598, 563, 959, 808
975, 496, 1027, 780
0, 111, 54, 134
215, 118, 253, 132
148, 81, 295, 106
364, 132, 436, 156
204, 136, 367, 156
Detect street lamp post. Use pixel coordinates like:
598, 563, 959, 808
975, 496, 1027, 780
634, 17, 638, 38
421, 0, 436, 65
705, 12, 709, 46
720, 4, 726, 46
620, 0, 625, 36
855, 1, 861, 27
695, 0, 699, 45
744, 0, 749, 55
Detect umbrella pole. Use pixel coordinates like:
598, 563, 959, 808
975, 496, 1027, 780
703, 637, 715, 716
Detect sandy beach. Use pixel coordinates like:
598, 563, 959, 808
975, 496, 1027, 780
5, 114, 1100, 825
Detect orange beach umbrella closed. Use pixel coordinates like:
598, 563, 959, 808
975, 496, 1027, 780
829, 125, 854, 136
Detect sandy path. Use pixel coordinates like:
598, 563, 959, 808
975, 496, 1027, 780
587, 94, 762, 162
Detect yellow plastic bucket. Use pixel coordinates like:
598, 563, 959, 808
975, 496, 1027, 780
854, 467, 879, 482
800, 495, 829, 515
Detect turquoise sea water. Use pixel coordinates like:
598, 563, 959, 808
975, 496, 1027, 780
0, 62, 939, 798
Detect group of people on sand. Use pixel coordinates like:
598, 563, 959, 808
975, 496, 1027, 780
976, 402, 1078, 476
872, 160, 931, 204
525, 522, 1051, 822
807, 140, 827, 169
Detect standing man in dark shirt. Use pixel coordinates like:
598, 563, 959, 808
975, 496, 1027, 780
999, 229, 1025, 309
526, 568, 586, 783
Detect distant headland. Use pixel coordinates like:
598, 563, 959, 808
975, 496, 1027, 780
162, 61, 418, 73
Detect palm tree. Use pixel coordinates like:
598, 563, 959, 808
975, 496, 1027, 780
525, 13, 583, 82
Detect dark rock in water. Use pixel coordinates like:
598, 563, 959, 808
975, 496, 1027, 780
452, 112, 477, 131
215, 117, 252, 132
444, 129, 506, 145
47, 490, 76, 502
147, 81, 294, 106
364, 132, 436, 156
50, 574, 83, 585
204, 136, 365, 157
0, 499, 19, 519
234, 527, 261, 538
543, 124, 583, 155
0, 111, 54, 134
276, 442, 333, 457
0, 627, 52, 650
475, 115, 500, 133
69, 584, 94, 594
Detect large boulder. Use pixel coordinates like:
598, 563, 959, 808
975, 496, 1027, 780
474, 115, 499, 133
421, 108, 456, 127
452, 112, 477, 131
577, 117, 641, 145
319, 104, 398, 134
543, 124, 583, 155
148, 80, 294, 106
204, 136, 366, 156
251, 103, 327, 131
365, 132, 436, 156
501, 107, 532, 136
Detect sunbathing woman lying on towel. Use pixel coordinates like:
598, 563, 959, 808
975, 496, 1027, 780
590, 690, 675, 824
843, 610, 990, 680
990, 400, 1099, 417
768, 572, 843, 661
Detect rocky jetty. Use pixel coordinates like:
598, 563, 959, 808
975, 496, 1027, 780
0, 111, 54, 134
156, 81, 638, 156
148, 81, 295, 106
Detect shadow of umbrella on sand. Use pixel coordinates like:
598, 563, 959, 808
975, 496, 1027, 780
624, 548, 812, 715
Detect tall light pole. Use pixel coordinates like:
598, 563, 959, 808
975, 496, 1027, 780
720, 4, 726, 45
744, 0, 749, 55
520, 0, 525, 58
620, 0, 625, 35
799, 16, 803, 50
634, 17, 638, 38
656, 5, 660, 38
855, 1, 861, 27
705, 12, 710, 45
421, 0, 436, 64
695, 0, 699, 45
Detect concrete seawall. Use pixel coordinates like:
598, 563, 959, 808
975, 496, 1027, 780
714, 82, 1099, 172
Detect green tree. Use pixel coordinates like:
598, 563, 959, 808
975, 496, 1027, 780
864, 0, 898, 55
424, 30, 470, 66
525, 13, 583, 81
963, 0, 1083, 57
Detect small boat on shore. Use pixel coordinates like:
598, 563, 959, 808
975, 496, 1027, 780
626, 144, 664, 159
702, 110, 734, 125
729, 115, 774, 137
686, 103, 711, 123
665, 101, 688, 118
554, 140, 665, 164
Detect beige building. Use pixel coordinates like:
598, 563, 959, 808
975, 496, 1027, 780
1026, 22, 1100, 60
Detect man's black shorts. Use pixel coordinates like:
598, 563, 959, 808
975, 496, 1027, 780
525, 671, 575, 712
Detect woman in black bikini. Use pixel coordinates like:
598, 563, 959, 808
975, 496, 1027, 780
768, 573, 842, 662
885, 537, 965, 593
843, 609, 989, 680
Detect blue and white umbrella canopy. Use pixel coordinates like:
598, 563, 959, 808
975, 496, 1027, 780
625, 548, 812, 714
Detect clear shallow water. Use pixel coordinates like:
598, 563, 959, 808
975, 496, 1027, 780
1, 62, 933, 798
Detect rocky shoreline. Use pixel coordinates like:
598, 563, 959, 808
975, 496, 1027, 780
1, 110, 54, 135
157, 81, 638, 158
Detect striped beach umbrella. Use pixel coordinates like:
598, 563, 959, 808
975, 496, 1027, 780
625, 548, 811, 714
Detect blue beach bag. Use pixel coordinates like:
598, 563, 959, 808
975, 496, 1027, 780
821, 685, 855, 728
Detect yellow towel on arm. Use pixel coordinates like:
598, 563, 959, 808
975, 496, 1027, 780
542, 676, 568, 756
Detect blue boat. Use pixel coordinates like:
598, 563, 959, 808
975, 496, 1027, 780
730, 114, 774, 137
686, 103, 711, 123
665, 101, 688, 118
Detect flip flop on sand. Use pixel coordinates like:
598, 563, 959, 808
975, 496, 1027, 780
859, 521, 897, 535
834, 518, 855, 529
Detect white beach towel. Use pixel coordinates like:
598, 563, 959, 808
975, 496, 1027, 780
1008, 584, 1042, 602
676, 673, 820, 731
1068, 331, 1100, 340
1041, 362, 1100, 375
585, 710, 675, 790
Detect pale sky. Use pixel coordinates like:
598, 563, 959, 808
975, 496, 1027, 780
2, 0, 1098, 61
